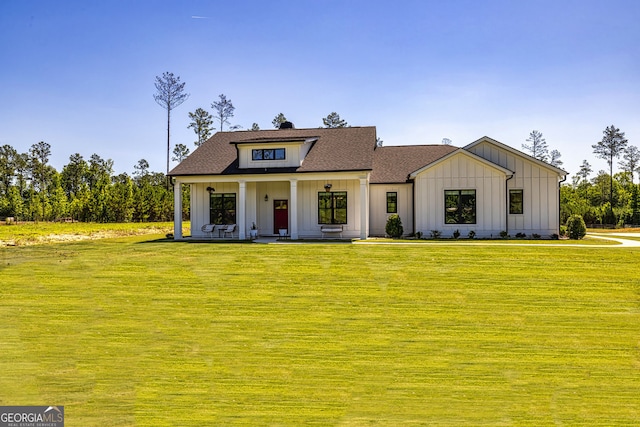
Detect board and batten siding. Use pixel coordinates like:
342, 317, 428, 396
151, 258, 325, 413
296, 179, 364, 239
190, 182, 242, 237
467, 140, 562, 236
369, 184, 413, 236
413, 153, 507, 238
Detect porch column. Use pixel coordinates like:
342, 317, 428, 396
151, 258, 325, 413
173, 179, 183, 239
238, 181, 246, 240
360, 177, 368, 240
290, 179, 298, 240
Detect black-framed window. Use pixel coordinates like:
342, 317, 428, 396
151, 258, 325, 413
318, 191, 347, 224
210, 193, 236, 224
509, 189, 523, 214
386, 192, 398, 213
252, 148, 285, 161
444, 190, 476, 224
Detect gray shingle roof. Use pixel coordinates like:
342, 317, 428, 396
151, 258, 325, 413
370, 145, 458, 183
169, 126, 377, 176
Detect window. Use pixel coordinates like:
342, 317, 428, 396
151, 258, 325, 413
252, 148, 285, 161
444, 190, 476, 224
318, 191, 347, 224
210, 193, 236, 224
386, 192, 398, 213
509, 189, 523, 214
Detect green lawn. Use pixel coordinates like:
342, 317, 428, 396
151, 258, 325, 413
0, 221, 179, 246
1, 233, 639, 425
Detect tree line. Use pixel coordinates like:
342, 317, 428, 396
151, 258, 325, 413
560, 125, 639, 226
0, 142, 182, 222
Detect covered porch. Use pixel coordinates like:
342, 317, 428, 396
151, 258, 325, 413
172, 172, 370, 241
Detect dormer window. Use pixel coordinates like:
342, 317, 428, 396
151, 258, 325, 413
252, 148, 286, 161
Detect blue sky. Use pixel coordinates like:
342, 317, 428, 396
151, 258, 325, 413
1, 0, 639, 177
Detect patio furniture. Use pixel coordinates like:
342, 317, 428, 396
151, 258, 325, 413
222, 224, 236, 238
321, 224, 343, 238
201, 224, 215, 238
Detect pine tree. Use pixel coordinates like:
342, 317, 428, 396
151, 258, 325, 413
522, 130, 549, 162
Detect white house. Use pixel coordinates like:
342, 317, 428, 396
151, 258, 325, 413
168, 124, 567, 240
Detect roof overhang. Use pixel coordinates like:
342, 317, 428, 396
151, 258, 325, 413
231, 137, 318, 145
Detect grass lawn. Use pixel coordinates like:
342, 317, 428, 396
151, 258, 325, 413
0, 221, 181, 246
1, 232, 639, 425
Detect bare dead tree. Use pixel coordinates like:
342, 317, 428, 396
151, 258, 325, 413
154, 72, 189, 184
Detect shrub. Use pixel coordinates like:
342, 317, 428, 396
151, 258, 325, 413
532, 233, 541, 239
468, 230, 476, 239
415, 231, 423, 239
385, 214, 404, 238
453, 229, 460, 239
515, 232, 526, 238
566, 214, 587, 239
430, 230, 441, 239
559, 225, 567, 237
499, 230, 509, 239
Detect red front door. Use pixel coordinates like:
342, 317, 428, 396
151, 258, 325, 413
274, 200, 288, 233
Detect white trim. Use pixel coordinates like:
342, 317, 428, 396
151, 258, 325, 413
290, 179, 298, 240
172, 170, 370, 184
173, 180, 182, 239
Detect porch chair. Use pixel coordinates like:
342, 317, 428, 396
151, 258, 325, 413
222, 224, 236, 238
201, 224, 215, 238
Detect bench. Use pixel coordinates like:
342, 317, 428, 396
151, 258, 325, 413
321, 224, 343, 239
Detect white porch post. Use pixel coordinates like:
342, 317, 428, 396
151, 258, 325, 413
290, 179, 298, 240
173, 179, 183, 240
360, 177, 368, 240
238, 181, 246, 240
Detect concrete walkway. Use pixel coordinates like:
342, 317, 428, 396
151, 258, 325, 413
250, 233, 640, 247
586, 233, 640, 247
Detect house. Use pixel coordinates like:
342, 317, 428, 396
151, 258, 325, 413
168, 124, 567, 240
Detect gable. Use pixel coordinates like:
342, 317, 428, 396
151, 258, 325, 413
465, 136, 567, 177
409, 149, 513, 179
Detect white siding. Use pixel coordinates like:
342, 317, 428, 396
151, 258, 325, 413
190, 182, 240, 237
414, 153, 506, 238
468, 140, 561, 237
369, 184, 413, 236
297, 180, 364, 239
189, 176, 366, 239
255, 181, 289, 235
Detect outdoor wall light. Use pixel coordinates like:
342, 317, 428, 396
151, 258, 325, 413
206, 186, 215, 193
264, 194, 269, 201
324, 183, 332, 191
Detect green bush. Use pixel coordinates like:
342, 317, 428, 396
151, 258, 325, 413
566, 214, 587, 239
559, 225, 567, 237
385, 214, 404, 238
